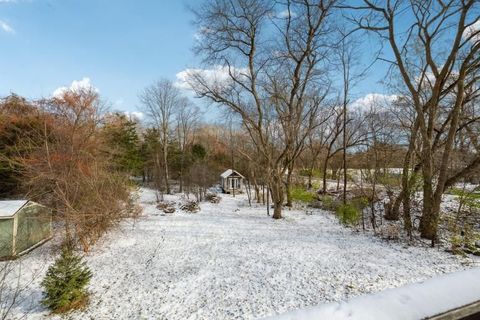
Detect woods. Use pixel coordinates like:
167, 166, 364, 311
1, 0, 480, 319
343, 0, 480, 243
1, 0, 477, 250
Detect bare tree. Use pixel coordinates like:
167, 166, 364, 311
336, 31, 368, 204
140, 80, 181, 194
188, 0, 335, 218
345, 0, 480, 243
302, 107, 335, 190
0, 256, 47, 320
317, 104, 367, 193
176, 99, 201, 193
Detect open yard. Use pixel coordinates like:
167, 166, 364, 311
4, 188, 478, 319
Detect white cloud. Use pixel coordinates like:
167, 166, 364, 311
175, 65, 249, 91
53, 77, 99, 98
0, 20, 14, 33
193, 26, 214, 41
350, 93, 397, 112
114, 98, 125, 107
464, 20, 480, 42
276, 9, 296, 19
124, 111, 144, 121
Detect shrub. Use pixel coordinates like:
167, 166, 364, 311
181, 201, 200, 213
156, 201, 176, 214
379, 224, 400, 240
445, 214, 480, 256
41, 249, 92, 313
336, 203, 360, 226
205, 193, 221, 204
351, 196, 370, 210
450, 234, 465, 255
365, 173, 402, 188
320, 195, 339, 211
299, 168, 322, 178
290, 186, 316, 203
450, 188, 480, 211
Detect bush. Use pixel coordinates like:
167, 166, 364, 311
41, 249, 92, 313
320, 195, 339, 211
351, 196, 370, 210
181, 201, 200, 213
299, 168, 322, 178
290, 186, 316, 203
205, 193, 221, 204
446, 217, 480, 256
449, 188, 480, 211
336, 203, 360, 226
365, 172, 402, 188
379, 224, 400, 240
156, 201, 176, 214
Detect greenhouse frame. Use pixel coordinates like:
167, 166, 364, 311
0, 200, 52, 260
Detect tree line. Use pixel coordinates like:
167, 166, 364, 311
1, 0, 479, 249
184, 0, 480, 245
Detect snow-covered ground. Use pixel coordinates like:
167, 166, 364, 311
269, 268, 480, 320
3, 188, 479, 319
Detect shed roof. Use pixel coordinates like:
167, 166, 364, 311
0, 200, 29, 218
220, 169, 245, 179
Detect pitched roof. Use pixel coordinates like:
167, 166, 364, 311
220, 169, 245, 179
0, 200, 29, 218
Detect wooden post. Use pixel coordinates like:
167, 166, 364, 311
246, 180, 252, 207
267, 186, 270, 216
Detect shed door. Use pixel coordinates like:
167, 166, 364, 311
229, 178, 240, 189
16, 205, 51, 254
0, 219, 14, 258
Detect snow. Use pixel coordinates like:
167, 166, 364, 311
221, 168, 234, 178
0, 200, 28, 218
2, 188, 478, 319
267, 267, 480, 320
220, 169, 245, 178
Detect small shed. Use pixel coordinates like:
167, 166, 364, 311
220, 169, 245, 194
0, 200, 52, 260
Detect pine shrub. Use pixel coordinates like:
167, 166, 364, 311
41, 249, 92, 313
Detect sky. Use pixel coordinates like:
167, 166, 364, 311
0, 0, 391, 120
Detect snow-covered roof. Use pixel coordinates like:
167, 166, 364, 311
220, 169, 245, 179
0, 200, 29, 218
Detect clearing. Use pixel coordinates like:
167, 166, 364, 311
5, 188, 479, 319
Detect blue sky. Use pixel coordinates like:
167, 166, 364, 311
0, 0, 199, 113
0, 0, 390, 118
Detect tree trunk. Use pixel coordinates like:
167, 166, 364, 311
285, 164, 293, 207
403, 193, 413, 238
386, 191, 402, 221
307, 168, 313, 190
421, 80, 465, 243
343, 101, 347, 205
322, 154, 330, 193
267, 186, 270, 216
262, 185, 265, 205
246, 180, 252, 206
179, 151, 184, 193
163, 143, 170, 194
270, 174, 284, 219
387, 118, 420, 222
419, 147, 435, 239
